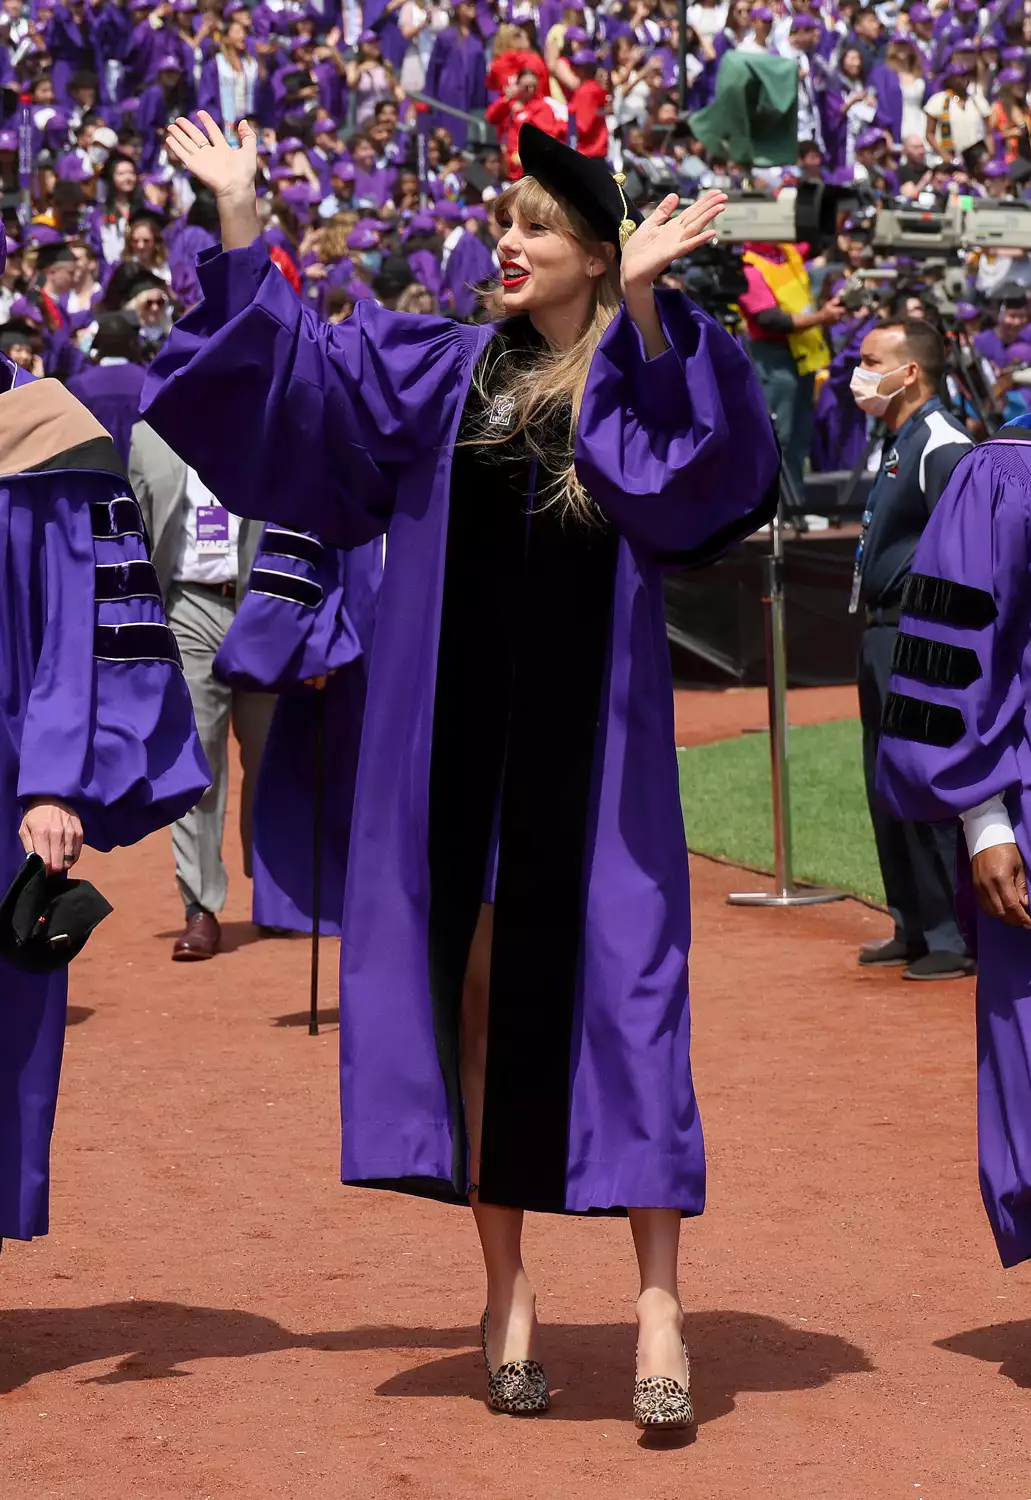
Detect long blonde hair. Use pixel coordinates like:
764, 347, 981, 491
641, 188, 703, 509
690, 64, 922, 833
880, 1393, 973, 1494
476, 174, 622, 523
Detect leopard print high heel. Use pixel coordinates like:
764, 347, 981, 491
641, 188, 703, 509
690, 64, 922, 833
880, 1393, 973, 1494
480, 1308, 550, 1415
633, 1340, 694, 1430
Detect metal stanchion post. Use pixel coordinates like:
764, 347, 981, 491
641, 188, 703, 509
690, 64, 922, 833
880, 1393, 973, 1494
728, 498, 845, 908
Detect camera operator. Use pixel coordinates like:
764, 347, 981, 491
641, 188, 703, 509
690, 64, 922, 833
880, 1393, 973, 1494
850, 319, 975, 980
739, 241, 846, 491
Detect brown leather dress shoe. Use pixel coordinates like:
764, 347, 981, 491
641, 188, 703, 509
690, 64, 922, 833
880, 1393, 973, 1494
172, 909, 221, 961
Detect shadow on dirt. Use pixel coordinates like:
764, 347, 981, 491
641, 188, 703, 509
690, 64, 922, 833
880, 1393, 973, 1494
0, 1302, 872, 1431
936, 1322, 1031, 1389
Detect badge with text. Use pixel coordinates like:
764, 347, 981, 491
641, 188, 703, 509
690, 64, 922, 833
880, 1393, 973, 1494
196, 504, 231, 555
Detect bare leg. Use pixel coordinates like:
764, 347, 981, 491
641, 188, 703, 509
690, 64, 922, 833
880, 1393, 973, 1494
628, 1208, 689, 1383
460, 904, 539, 1367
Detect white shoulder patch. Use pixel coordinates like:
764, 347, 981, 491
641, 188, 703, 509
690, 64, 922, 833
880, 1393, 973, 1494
919, 409, 973, 492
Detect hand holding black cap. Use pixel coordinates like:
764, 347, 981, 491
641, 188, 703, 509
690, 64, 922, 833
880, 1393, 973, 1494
516, 123, 644, 253
0, 854, 112, 974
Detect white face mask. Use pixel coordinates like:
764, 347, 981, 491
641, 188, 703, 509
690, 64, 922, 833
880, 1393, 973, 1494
849, 362, 909, 416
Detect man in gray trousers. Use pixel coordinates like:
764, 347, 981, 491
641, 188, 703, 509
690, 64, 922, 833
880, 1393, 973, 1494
130, 420, 276, 960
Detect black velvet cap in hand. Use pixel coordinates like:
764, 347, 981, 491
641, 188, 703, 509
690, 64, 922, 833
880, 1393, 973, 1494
517, 123, 644, 253
0, 854, 112, 974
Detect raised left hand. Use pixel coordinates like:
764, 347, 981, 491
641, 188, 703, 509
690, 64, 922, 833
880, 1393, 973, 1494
620, 189, 727, 293
19, 799, 84, 875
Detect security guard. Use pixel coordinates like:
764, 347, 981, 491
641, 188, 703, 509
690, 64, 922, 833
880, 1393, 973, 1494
850, 318, 976, 979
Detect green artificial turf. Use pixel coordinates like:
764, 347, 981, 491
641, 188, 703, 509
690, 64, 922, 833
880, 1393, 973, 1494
678, 718, 886, 905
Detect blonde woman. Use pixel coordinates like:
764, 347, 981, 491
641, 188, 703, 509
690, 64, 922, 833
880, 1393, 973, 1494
395, 281, 439, 314
143, 113, 779, 1432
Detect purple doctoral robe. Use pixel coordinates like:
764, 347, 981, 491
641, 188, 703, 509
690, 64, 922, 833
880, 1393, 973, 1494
140, 237, 779, 1217
66, 360, 148, 466
0, 367, 208, 1242
876, 421, 1031, 1268
424, 27, 488, 147
213, 526, 382, 935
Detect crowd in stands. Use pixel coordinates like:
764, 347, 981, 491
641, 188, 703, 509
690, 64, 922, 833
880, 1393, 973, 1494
2, 0, 1031, 475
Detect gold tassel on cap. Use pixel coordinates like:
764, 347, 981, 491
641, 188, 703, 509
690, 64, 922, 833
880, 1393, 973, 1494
612, 172, 637, 249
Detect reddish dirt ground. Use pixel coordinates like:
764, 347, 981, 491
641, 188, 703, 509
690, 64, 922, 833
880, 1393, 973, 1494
4, 689, 1029, 1500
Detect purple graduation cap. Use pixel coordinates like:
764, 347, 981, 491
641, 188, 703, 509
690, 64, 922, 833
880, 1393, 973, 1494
24, 224, 63, 247
908, 2, 932, 19
279, 180, 321, 212
331, 158, 356, 181
55, 152, 92, 182
347, 225, 379, 251
42, 112, 71, 144
856, 128, 884, 151
156, 53, 183, 73
7, 295, 43, 324
982, 159, 1012, 178
954, 301, 980, 321
997, 67, 1026, 88
403, 210, 435, 238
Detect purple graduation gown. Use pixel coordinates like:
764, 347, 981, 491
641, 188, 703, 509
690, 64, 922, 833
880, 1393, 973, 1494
810, 312, 876, 473
65, 360, 147, 466
876, 423, 1031, 1268
869, 64, 904, 142
405, 249, 443, 299
140, 238, 779, 1216
442, 229, 496, 318
46, 4, 96, 106
1, 368, 208, 1242
212, 526, 382, 936
424, 27, 488, 147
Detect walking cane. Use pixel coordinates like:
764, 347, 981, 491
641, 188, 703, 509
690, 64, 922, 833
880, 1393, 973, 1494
309, 687, 326, 1036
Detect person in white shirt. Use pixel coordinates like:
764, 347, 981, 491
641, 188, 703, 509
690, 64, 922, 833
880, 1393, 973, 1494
924, 61, 990, 158
128, 422, 275, 960
780, 14, 826, 153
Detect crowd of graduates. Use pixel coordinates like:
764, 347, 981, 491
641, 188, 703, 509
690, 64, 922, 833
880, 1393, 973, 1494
0, 0, 1029, 472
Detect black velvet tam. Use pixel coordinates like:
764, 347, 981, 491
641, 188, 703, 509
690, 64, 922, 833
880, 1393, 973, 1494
0, 854, 112, 973
517, 123, 644, 252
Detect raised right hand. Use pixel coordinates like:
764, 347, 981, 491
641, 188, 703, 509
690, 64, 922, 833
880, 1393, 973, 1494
165, 110, 257, 202
971, 843, 1031, 929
